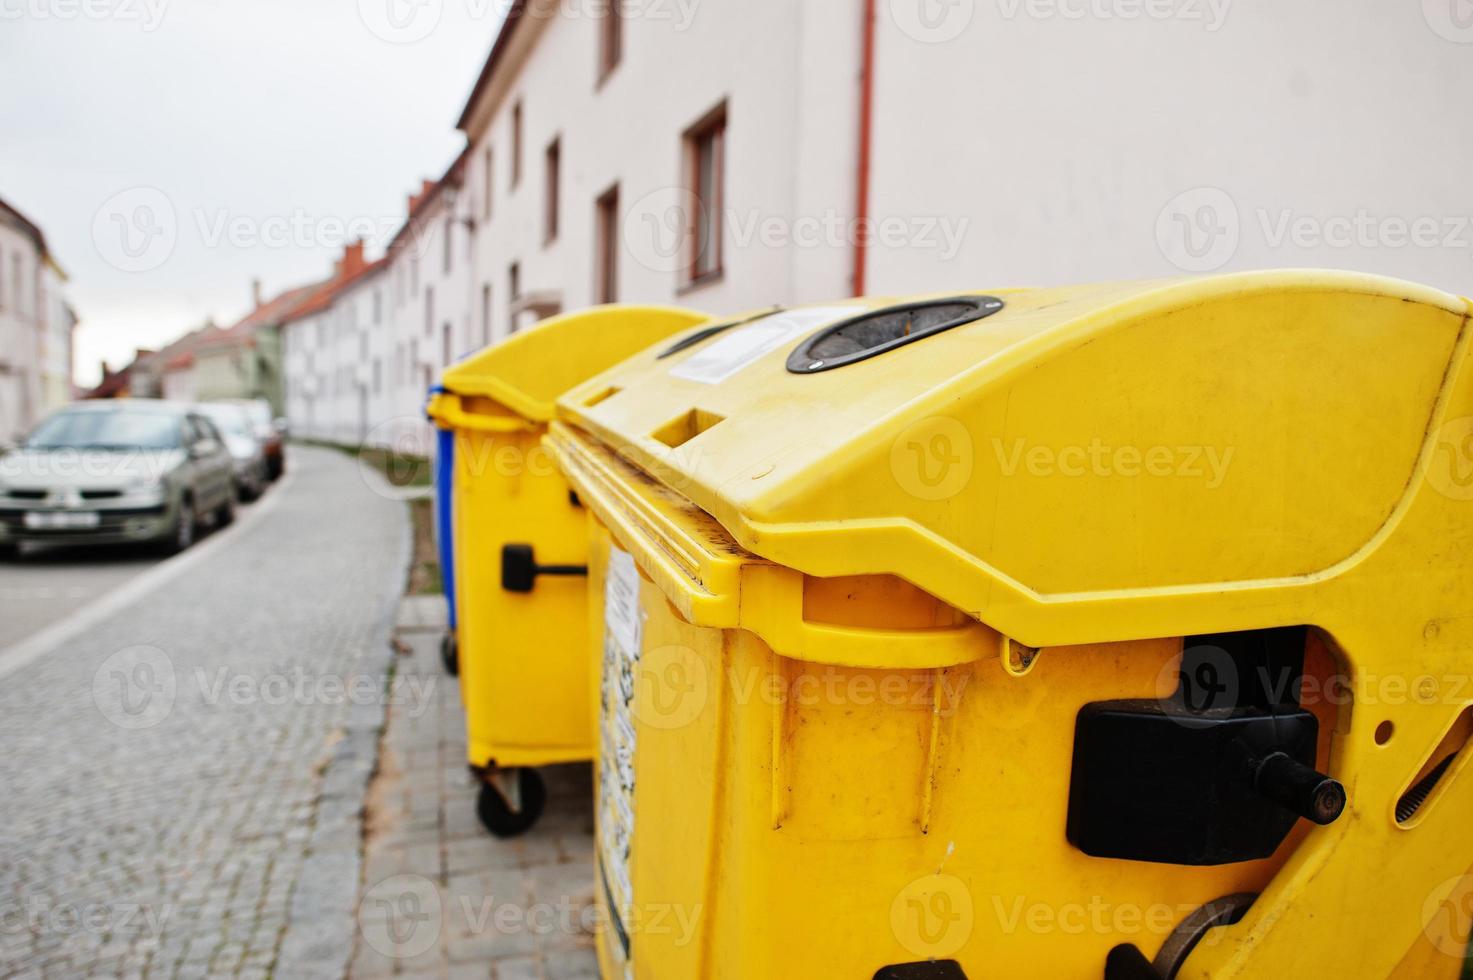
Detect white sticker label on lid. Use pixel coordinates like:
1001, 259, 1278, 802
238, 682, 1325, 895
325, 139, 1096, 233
668, 306, 857, 385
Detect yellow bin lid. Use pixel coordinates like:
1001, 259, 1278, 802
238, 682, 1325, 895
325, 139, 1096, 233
435, 304, 713, 423
554, 271, 1472, 645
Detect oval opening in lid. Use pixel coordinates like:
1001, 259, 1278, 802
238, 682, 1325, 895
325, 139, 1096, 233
786, 295, 1004, 373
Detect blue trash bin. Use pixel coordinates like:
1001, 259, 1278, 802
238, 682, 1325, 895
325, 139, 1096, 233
430, 390, 459, 675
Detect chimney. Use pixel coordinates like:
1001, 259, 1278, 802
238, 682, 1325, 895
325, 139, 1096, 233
100, 361, 112, 381
252, 278, 263, 309
338, 240, 367, 280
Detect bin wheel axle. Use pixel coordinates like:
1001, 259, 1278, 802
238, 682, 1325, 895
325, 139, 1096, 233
476, 768, 547, 838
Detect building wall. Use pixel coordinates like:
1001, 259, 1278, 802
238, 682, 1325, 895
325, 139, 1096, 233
458, 0, 861, 344
278, 1, 1473, 458
864, 3, 1473, 297
195, 345, 258, 405
38, 263, 73, 416
161, 367, 196, 404
0, 219, 45, 441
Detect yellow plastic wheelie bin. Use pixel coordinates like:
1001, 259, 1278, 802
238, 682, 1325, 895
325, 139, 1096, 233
426, 304, 709, 836
546, 272, 1473, 979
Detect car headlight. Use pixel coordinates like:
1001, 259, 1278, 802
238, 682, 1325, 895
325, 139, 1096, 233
126, 476, 166, 499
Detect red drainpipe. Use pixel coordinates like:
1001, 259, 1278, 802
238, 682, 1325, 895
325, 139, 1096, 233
853, 0, 877, 297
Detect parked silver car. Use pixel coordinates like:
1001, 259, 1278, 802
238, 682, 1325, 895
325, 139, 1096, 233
197, 401, 269, 501
0, 400, 236, 557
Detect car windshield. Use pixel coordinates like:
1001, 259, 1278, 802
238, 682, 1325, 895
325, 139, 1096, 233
198, 406, 252, 437
25, 408, 183, 450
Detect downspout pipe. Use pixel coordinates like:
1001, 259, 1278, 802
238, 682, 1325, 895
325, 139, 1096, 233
853, 0, 877, 297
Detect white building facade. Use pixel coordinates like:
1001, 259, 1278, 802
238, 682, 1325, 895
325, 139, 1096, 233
280, 0, 1473, 456
281, 162, 476, 456
0, 198, 73, 442
451, 0, 1473, 323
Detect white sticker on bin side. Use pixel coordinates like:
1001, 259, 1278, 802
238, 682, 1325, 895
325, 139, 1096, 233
598, 546, 643, 970
668, 306, 857, 385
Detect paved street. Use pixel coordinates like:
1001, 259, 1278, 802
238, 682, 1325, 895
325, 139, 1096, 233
0, 494, 280, 651
350, 597, 597, 980
0, 446, 411, 979
0, 544, 160, 650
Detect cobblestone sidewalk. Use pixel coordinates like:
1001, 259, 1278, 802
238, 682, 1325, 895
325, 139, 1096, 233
348, 595, 598, 980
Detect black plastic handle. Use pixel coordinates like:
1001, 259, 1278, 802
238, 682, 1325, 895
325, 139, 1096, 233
501, 544, 587, 593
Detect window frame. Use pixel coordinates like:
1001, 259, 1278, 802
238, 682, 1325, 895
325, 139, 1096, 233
544, 137, 561, 245
598, 0, 623, 84
682, 101, 728, 290
511, 101, 524, 189
595, 183, 620, 304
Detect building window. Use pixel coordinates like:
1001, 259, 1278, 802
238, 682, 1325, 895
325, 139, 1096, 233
373, 289, 382, 324
443, 214, 454, 274
684, 102, 727, 285
544, 137, 561, 245
425, 286, 435, 335
373, 359, 382, 394
11, 254, 22, 316
483, 147, 494, 221
443, 322, 453, 366
508, 263, 521, 334
595, 184, 619, 304
511, 101, 524, 188
481, 283, 492, 346
599, 0, 622, 82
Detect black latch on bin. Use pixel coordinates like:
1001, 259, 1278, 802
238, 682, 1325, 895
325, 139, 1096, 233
501, 544, 588, 593
1066, 627, 1345, 866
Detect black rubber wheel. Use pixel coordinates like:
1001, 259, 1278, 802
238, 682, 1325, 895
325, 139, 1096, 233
440, 632, 459, 676
476, 769, 546, 838
161, 500, 196, 555
215, 493, 236, 528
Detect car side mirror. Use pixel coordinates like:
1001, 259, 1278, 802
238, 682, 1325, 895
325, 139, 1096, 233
191, 439, 221, 459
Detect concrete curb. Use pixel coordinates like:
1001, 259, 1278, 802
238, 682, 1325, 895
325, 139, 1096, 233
274, 481, 415, 980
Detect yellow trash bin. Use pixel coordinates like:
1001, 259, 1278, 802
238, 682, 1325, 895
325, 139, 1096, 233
426, 304, 709, 836
546, 273, 1473, 978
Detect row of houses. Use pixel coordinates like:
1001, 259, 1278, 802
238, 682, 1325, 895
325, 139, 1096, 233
98, 1, 1472, 457
0, 197, 76, 444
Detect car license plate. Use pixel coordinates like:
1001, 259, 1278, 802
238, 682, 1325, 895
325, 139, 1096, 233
24, 511, 100, 530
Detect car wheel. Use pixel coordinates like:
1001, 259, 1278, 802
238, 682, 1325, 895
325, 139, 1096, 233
215, 492, 236, 527
476, 769, 546, 838
163, 500, 196, 555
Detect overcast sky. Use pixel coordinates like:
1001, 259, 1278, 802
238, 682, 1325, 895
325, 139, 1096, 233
1, 0, 505, 387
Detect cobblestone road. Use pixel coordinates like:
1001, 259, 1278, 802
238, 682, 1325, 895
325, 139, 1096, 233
0, 446, 410, 979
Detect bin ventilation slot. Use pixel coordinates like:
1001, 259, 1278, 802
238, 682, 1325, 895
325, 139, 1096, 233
651, 408, 725, 449
787, 295, 1004, 373
1395, 705, 1471, 826
583, 386, 620, 408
